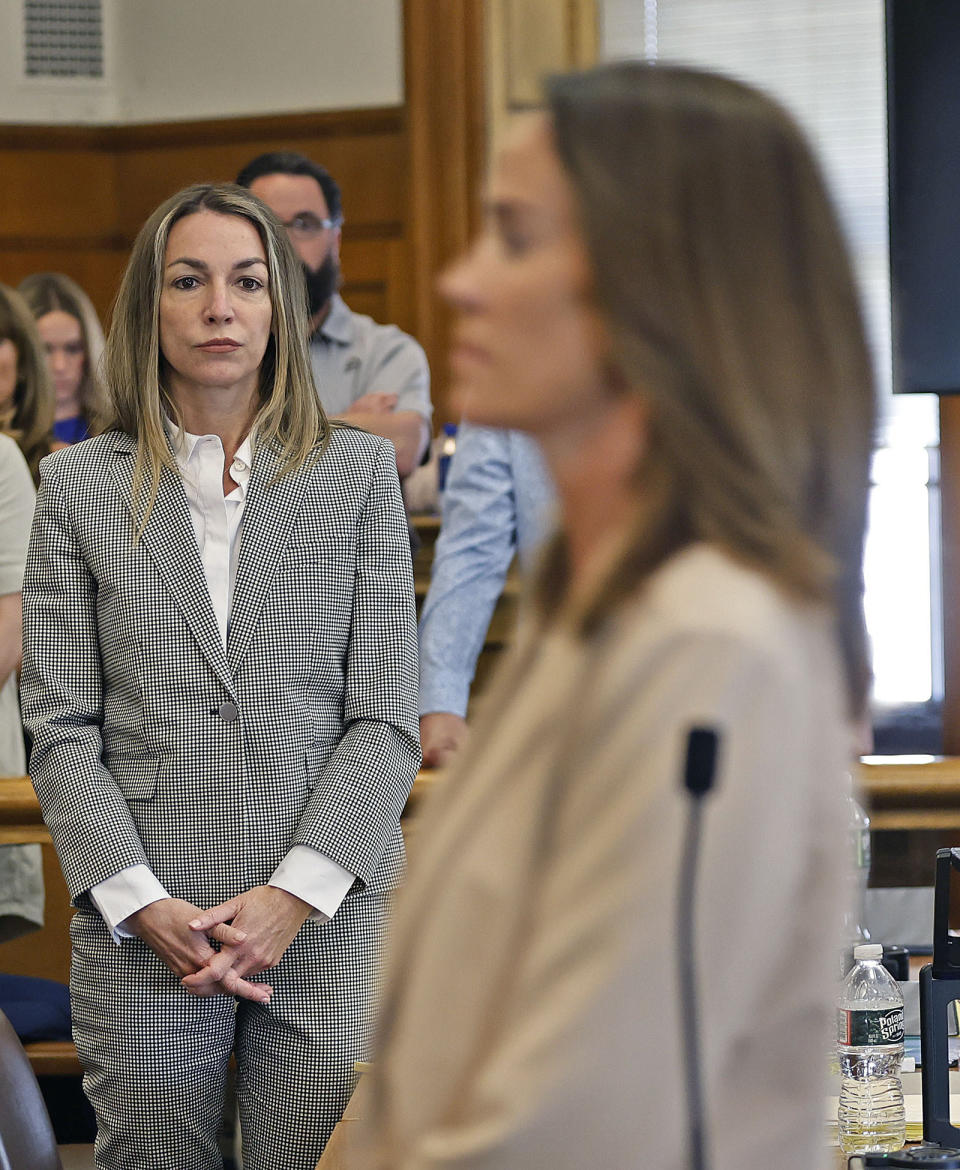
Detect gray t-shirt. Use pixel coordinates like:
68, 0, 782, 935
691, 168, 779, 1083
0, 433, 43, 939
309, 294, 432, 422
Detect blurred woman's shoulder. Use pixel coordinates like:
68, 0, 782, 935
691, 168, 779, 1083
642, 542, 832, 658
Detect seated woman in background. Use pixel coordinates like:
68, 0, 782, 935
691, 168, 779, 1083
0, 431, 43, 944
357, 62, 875, 1170
19, 272, 106, 444
0, 284, 56, 483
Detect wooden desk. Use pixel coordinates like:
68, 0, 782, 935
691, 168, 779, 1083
408, 757, 960, 832
856, 756, 960, 830
0, 769, 443, 844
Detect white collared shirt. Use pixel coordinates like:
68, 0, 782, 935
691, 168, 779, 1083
175, 425, 252, 649
90, 422, 354, 942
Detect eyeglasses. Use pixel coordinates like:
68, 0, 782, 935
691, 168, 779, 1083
280, 213, 343, 239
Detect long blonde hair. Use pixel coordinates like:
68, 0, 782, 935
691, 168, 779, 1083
543, 63, 876, 716
103, 183, 328, 535
0, 283, 55, 483
19, 271, 108, 434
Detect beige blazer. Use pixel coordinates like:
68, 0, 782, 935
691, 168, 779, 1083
359, 544, 849, 1170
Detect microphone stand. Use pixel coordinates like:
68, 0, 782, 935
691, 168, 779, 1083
677, 727, 720, 1170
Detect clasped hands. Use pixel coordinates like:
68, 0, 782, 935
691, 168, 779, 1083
128, 885, 312, 1005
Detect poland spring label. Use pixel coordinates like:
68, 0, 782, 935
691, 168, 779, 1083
837, 1006, 905, 1046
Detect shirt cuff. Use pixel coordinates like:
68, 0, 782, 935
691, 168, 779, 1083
417, 666, 472, 719
89, 864, 170, 943
269, 846, 356, 922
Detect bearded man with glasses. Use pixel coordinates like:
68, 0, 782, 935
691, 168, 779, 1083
237, 152, 432, 480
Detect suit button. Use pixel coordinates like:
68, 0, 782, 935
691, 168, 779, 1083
217, 701, 239, 723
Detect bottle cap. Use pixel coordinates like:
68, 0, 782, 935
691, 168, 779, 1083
853, 943, 883, 961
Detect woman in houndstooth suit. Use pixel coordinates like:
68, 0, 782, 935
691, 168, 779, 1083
20, 183, 420, 1170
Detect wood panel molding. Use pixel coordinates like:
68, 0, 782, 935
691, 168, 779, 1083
486, 0, 598, 150
0, 105, 411, 336
403, 0, 487, 420
0, 106, 402, 151
0, 233, 128, 252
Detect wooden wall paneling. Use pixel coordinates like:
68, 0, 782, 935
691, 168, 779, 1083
486, 0, 599, 151
340, 237, 390, 325
403, 0, 487, 425
339, 238, 388, 280
385, 237, 417, 336
0, 249, 128, 328
0, 132, 122, 319
504, 0, 573, 106
0, 107, 410, 334
0, 146, 118, 240
111, 114, 405, 240
343, 290, 388, 324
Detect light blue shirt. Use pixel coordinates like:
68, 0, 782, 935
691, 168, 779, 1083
418, 422, 555, 718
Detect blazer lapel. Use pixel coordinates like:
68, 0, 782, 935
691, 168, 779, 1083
109, 433, 234, 692
227, 438, 311, 673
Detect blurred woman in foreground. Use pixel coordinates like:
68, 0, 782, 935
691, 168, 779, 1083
20, 272, 107, 444
361, 63, 874, 1170
0, 284, 55, 482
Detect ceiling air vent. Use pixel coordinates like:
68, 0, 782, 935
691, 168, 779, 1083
23, 0, 104, 79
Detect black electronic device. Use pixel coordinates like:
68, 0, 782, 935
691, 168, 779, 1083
919, 849, 960, 1148
849, 1151, 960, 1167
887, 0, 960, 394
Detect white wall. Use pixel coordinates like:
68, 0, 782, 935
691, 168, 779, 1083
113, 0, 403, 122
0, 0, 403, 124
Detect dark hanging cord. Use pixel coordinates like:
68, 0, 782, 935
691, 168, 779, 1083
677, 727, 720, 1170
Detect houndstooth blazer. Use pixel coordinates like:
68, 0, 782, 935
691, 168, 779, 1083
20, 424, 420, 913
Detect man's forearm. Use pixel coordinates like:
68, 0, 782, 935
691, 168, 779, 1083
339, 410, 430, 477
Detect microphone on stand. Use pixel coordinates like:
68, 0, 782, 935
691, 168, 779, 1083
677, 727, 720, 1170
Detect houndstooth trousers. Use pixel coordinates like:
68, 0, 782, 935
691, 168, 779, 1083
21, 426, 421, 1169
69, 893, 386, 1170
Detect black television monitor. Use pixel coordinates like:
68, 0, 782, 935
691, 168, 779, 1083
887, 0, 960, 394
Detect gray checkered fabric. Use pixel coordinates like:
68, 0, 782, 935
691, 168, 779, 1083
21, 424, 421, 1170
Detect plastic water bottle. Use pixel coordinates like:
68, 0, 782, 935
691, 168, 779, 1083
437, 423, 457, 493
837, 943, 906, 1154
